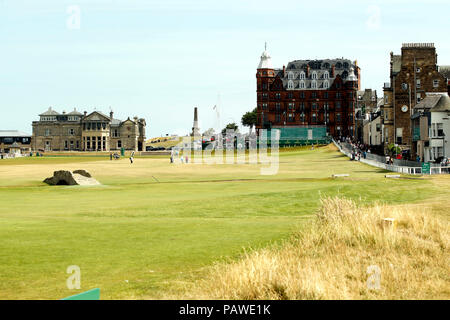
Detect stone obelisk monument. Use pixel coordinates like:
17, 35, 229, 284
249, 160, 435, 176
191, 107, 200, 136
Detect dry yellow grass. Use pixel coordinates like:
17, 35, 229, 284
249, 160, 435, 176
188, 197, 449, 299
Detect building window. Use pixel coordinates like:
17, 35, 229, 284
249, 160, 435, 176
416, 93, 421, 103
288, 113, 294, 122
384, 95, 389, 104
433, 79, 439, 88
288, 92, 293, 99
287, 80, 294, 90
324, 71, 329, 79
262, 103, 268, 110
69, 128, 74, 135
396, 128, 403, 144
312, 72, 317, 80
336, 113, 341, 122
288, 72, 294, 80
300, 92, 305, 99
118, 140, 122, 148
300, 80, 305, 89
276, 103, 281, 111
288, 103, 294, 110
311, 80, 317, 89
324, 92, 328, 99
312, 103, 318, 110
416, 79, 421, 88
312, 113, 317, 123
275, 114, 281, 123
311, 92, 317, 99
401, 83, 408, 90
300, 72, 305, 80
323, 80, 329, 89
336, 101, 341, 109
44, 129, 51, 136
276, 93, 281, 99
64, 141, 68, 149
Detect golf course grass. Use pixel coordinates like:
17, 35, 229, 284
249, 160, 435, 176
0, 144, 448, 299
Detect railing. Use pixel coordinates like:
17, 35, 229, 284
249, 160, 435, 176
332, 139, 449, 175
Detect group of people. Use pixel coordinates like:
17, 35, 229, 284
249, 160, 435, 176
170, 149, 188, 164
337, 136, 371, 162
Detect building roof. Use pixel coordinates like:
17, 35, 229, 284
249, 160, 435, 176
67, 108, 83, 116
10, 142, 20, 148
39, 107, 60, 116
0, 130, 31, 137
413, 94, 450, 112
279, 58, 358, 90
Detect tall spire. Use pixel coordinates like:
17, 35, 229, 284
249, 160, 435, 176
257, 43, 273, 69
191, 107, 200, 137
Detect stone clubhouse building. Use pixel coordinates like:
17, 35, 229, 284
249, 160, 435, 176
32, 108, 146, 152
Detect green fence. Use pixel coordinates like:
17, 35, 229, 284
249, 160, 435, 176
259, 126, 331, 146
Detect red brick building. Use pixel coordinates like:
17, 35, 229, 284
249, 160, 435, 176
256, 48, 360, 138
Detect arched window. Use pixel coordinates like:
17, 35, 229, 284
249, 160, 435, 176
336, 62, 342, 68
323, 81, 329, 89
312, 72, 318, 80
324, 71, 329, 79
323, 62, 330, 69
288, 72, 294, 80
300, 71, 305, 80
287, 80, 294, 90
342, 71, 348, 79
300, 80, 305, 89
343, 62, 349, 69
311, 80, 317, 89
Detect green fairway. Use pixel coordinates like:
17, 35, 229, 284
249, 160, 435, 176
0, 145, 447, 299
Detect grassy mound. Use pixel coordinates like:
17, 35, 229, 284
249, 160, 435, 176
192, 197, 449, 299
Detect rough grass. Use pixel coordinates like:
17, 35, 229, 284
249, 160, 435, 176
189, 197, 450, 300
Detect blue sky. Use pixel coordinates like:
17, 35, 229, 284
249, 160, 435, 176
1, 0, 449, 137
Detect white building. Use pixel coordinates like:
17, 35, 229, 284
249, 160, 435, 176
412, 93, 450, 162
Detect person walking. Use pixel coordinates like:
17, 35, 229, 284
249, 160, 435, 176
110, 153, 112, 161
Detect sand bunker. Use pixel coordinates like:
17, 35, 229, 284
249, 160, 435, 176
43, 170, 100, 186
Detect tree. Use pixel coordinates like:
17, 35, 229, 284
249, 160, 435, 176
241, 108, 257, 134
202, 128, 215, 137
222, 123, 239, 136
387, 143, 401, 157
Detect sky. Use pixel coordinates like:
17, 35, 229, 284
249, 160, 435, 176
1, 0, 449, 137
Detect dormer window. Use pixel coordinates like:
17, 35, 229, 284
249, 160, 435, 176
288, 72, 294, 80
312, 72, 318, 80
287, 80, 294, 90
311, 80, 317, 89
343, 62, 349, 69
300, 80, 305, 89
300, 72, 305, 80
323, 81, 329, 89
324, 71, 329, 79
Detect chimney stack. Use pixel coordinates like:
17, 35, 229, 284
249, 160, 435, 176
110, 111, 114, 119
84, 111, 87, 117
331, 64, 335, 77
306, 65, 310, 78
282, 65, 285, 77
